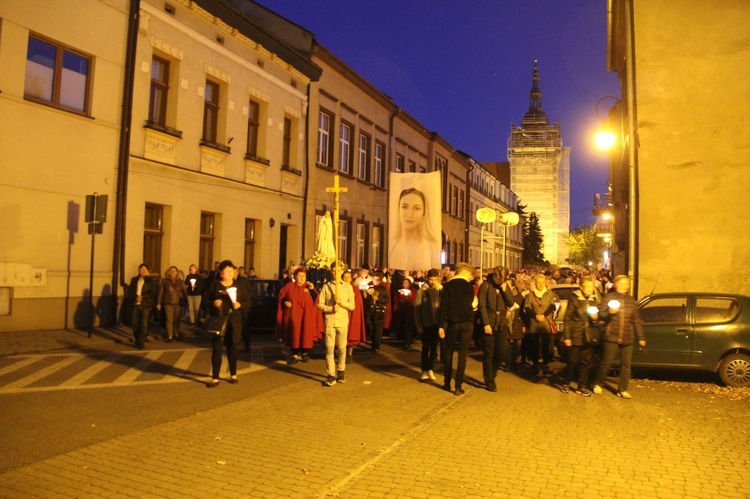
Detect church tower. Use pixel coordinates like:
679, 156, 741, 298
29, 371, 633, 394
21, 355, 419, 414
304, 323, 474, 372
508, 61, 570, 265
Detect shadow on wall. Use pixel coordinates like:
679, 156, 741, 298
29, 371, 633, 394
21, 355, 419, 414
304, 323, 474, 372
71, 284, 115, 329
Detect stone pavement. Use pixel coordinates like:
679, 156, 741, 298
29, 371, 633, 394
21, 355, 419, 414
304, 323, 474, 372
1, 328, 749, 497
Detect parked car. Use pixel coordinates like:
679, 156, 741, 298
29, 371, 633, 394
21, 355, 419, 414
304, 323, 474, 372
246, 279, 285, 333
589, 293, 750, 387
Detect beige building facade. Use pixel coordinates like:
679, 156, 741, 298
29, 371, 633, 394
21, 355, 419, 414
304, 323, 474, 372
129, 0, 320, 281
607, 0, 750, 296
0, 0, 130, 331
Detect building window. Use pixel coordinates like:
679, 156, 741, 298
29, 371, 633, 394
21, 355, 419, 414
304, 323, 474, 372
372, 225, 382, 267
357, 132, 370, 181
452, 185, 459, 217
396, 154, 405, 173
339, 122, 352, 174
143, 204, 163, 276
25, 34, 91, 114
459, 190, 465, 220
244, 219, 256, 270
419, 164, 426, 174
338, 219, 349, 263
317, 110, 333, 166
408, 160, 416, 173
282, 117, 292, 168
199, 212, 215, 273
148, 56, 169, 126
246, 100, 260, 158
202, 80, 220, 143
356, 222, 367, 267
374, 141, 385, 187
452, 241, 458, 264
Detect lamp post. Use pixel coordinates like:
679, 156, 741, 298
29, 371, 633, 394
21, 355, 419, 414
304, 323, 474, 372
499, 212, 520, 269
475, 208, 496, 276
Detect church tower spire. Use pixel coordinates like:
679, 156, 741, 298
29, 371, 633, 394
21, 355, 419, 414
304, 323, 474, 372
522, 59, 549, 127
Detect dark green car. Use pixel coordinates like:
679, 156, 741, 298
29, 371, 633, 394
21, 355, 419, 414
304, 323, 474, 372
633, 293, 750, 387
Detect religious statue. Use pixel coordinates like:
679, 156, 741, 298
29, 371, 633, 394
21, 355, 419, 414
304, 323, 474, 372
316, 211, 336, 259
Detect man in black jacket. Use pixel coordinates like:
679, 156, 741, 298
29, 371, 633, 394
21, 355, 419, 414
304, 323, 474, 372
477, 267, 510, 392
438, 263, 476, 395
126, 263, 155, 349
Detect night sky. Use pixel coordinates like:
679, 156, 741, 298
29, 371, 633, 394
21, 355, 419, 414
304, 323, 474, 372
257, 0, 620, 227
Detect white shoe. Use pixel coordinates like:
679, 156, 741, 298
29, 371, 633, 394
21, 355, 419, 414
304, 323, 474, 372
420, 371, 430, 381
617, 391, 632, 399
428, 370, 437, 381
593, 385, 603, 395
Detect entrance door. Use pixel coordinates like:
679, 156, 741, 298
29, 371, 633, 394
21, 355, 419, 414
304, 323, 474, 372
278, 225, 288, 278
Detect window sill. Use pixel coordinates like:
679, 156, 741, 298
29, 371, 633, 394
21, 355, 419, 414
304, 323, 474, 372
200, 139, 231, 154
245, 154, 270, 165
144, 121, 183, 139
281, 165, 302, 176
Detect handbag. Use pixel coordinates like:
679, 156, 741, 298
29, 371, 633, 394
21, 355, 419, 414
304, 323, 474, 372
531, 292, 556, 334
206, 313, 230, 338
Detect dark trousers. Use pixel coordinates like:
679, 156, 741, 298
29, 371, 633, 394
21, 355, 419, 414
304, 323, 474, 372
211, 325, 241, 379
565, 345, 594, 388
528, 332, 552, 367
482, 328, 503, 388
507, 338, 522, 370
443, 322, 473, 389
595, 342, 634, 392
132, 304, 150, 347
420, 325, 439, 371
368, 319, 385, 351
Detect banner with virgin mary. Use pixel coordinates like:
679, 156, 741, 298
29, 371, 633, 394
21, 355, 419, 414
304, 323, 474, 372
388, 171, 442, 271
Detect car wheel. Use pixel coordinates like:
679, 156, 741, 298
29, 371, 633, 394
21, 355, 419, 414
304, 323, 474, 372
718, 353, 750, 387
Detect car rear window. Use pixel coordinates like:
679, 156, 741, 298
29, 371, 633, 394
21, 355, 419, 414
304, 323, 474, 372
640, 297, 688, 323
694, 297, 739, 324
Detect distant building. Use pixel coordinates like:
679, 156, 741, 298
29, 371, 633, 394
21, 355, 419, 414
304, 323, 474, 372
508, 61, 570, 265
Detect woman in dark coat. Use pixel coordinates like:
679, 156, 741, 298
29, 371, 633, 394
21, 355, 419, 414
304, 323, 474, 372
275, 267, 321, 364
206, 260, 251, 387
561, 277, 601, 396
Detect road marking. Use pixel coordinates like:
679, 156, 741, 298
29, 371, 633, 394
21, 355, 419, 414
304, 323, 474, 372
58, 352, 122, 388
0, 348, 269, 394
2, 355, 81, 390
0, 356, 39, 376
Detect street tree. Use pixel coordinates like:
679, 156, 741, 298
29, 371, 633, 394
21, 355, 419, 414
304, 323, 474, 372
567, 224, 607, 267
523, 211, 545, 263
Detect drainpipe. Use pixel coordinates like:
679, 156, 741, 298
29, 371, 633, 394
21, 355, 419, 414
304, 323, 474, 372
301, 83, 312, 267
111, 0, 140, 321
624, 0, 638, 296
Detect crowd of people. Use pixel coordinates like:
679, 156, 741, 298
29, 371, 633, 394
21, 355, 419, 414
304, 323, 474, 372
124, 260, 645, 397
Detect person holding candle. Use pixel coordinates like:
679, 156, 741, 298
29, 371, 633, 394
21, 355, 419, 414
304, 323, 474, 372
206, 260, 251, 388
185, 264, 204, 327
561, 277, 601, 396
592, 275, 646, 399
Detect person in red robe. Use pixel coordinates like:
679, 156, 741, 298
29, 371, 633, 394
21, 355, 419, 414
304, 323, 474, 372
343, 270, 366, 362
276, 267, 321, 364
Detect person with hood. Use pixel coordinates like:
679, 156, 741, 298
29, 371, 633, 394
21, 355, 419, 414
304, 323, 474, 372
561, 277, 601, 396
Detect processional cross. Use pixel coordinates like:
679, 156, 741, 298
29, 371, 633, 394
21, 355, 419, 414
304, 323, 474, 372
325, 173, 347, 296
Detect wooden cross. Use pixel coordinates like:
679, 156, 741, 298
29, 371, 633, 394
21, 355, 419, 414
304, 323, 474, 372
325, 173, 348, 296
